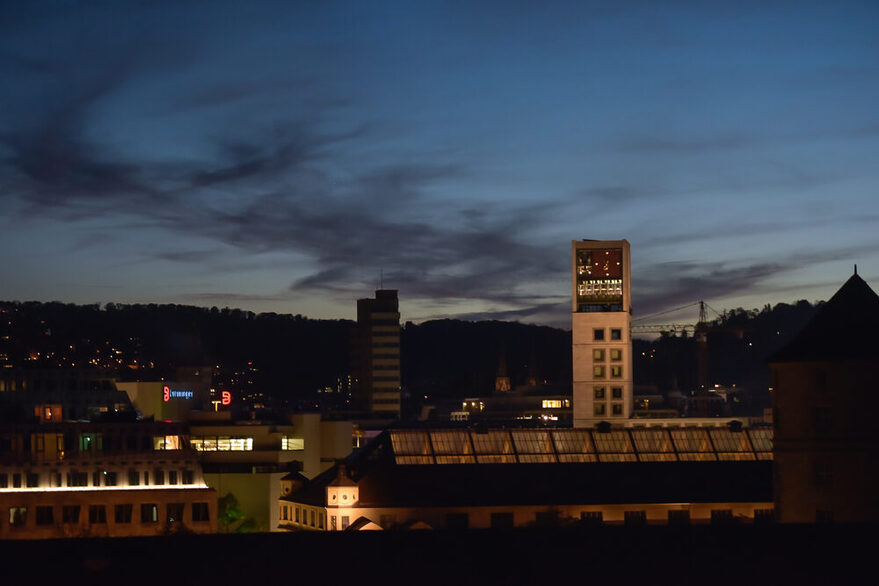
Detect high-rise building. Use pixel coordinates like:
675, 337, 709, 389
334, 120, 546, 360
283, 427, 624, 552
572, 240, 633, 428
354, 290, 401, 418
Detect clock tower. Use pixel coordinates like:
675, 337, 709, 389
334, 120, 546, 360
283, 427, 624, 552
572, 239, 633, 428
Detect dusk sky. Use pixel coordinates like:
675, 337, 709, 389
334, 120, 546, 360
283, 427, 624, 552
2, 1, 877, 328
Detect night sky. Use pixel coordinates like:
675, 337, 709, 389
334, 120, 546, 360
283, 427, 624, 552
2, 1, 877, 327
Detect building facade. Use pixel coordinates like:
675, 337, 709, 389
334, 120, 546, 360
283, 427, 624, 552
354, 290, 402, 418
279, 427, 773, 531
770, 272, 879, 523
188, 411, 352, 532
572, 240, 633, 428
0, 419, 217, 539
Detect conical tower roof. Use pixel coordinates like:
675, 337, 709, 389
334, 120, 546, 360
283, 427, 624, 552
771, 272, 879, 362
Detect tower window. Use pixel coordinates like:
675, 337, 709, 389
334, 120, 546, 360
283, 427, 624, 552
593, 366, 606, 378
611, 329, 622, 340
593, 329, 605, 341
612, 403, 623, 415
610, 349, 622, 361
594, 387, 605, 399
611, 366, 622, 378
594, 404, 606, 416
612, 387, 622, 399
593, 349, 605, 361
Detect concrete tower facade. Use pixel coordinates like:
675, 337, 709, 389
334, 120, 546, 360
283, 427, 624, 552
355, 290, 402, 418
572, 240, 633, 428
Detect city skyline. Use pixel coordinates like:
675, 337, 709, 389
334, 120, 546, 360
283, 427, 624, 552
2, 1, 877, 327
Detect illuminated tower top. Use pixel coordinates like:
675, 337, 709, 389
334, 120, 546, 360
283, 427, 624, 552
572, 239, 632, 314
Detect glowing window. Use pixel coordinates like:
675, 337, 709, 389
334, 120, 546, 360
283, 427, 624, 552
141, 504, 158, 523
542, 400, 563, 409
610, 366, 622, 378
593, 366, 606, 378
229, 437, 253, 451
593, 349, 605, 361
282, 436, 304, 451
153, 435, 181, 450
610, 349, 622, 361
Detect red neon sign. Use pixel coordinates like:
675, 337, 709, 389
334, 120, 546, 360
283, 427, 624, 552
163, 385, 170, 402
221, 391, 232, 405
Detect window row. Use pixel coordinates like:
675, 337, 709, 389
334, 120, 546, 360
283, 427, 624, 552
592, 348, 623, 362
593, 403, 624, 416
0, 468, 194, 489
190, 436, 254, 452
5, 502, 210, 528
281, 504, 324, 529
593, 328, 623, 341
593, 365, 624, 378
593, 386, 624, 400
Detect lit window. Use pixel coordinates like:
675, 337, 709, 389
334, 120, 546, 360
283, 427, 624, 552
141, 504, 158, 523
610, 349, 622, 361
611, 366, 622, 378
153, 435, 181, 450
593, 366, 605, 378
9, 507, 27, 526
229, 437, 253, 451
542, 400, 563, 409
593, 349, 605, 361
594, 387, 605, 400
282, 437, 305, 451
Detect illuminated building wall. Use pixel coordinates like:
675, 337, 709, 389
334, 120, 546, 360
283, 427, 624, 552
572, 240, 633, 428
354, 290, 401, 417
0, 421, 217, 539
116, 380, 209, 421
188, 411, 352, 532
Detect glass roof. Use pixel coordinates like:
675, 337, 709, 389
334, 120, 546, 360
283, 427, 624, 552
389, 427, 772, 465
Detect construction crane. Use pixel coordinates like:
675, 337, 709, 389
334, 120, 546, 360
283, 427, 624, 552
631, 301, 722, 390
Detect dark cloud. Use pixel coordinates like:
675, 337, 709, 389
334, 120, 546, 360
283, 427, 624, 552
617, 134, 759, 155
634, 244, 878, 319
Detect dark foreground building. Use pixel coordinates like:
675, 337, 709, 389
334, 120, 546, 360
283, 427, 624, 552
771, 271, 879, 522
